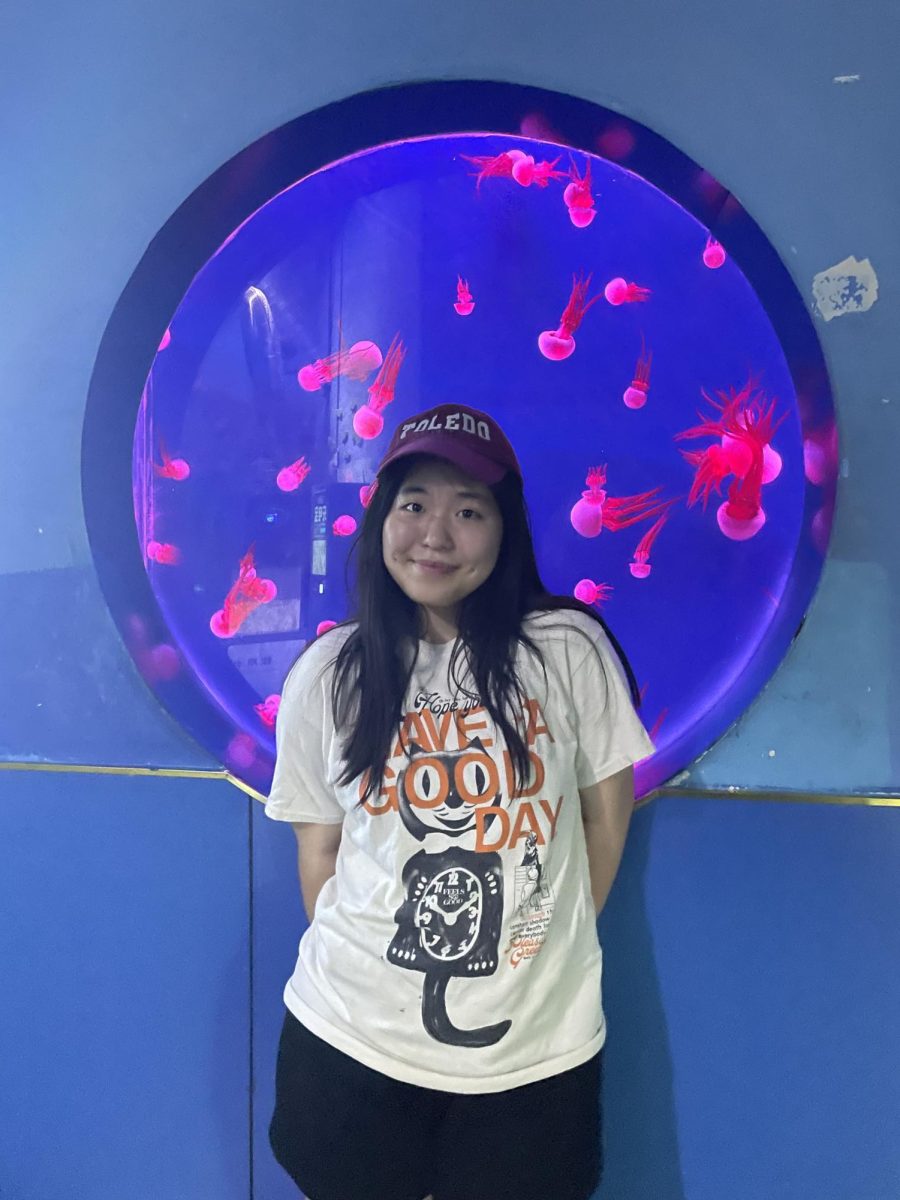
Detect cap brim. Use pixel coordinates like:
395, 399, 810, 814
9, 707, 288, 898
378, 436, 508, 485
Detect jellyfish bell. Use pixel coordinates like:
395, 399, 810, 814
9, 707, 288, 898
623, 385, 648, 409
717, 502, 766, 541
570, 497, 604, 537
568, 206, 596, 228
316, 620, 338, 636
210, 609, 232, 638
573, 579, 597, 603
454, 299, 475, 316
297, 363, 325, 391
720, 433, 754, 478
332, 514, 358, 537
761, 444, 783, 484
703, 238, 726, 269
629, 561, 652, 579
353, 405, 384, 439
511, 154, 536, 186
538, 330, 576, 361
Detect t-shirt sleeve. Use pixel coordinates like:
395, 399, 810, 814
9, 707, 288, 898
570, 621, 657, 788
264, 655, 346, 825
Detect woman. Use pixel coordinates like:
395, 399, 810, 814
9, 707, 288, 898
266, 401, 655, 1200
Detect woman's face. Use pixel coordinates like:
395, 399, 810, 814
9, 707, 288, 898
381, 458, 503, 636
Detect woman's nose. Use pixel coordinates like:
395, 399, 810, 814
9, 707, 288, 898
420, 515, 454, 547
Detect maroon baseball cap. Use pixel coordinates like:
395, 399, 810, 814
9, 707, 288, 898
375, 403, 522, 485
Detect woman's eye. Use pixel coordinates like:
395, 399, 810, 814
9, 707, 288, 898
401, 501, 423, 513
460, 509, 482, 520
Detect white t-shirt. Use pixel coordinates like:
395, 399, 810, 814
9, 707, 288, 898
264, 608, 655, 1094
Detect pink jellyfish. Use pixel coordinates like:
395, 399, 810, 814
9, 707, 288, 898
359, 481, 378, 508
225, 732, 257, 772
563, 158, 597, 228
623, 334, 653, 409
676, 379, 786, 510
461, 150, 524, 189
297, 340, 383, 392
276, 455, 311, 492
353, 333, 406, 439
573, 579, 613, 608
454, 276, 475, 316
702, 235, 726, 269
604, 277, 652, 305
146, 540, 181, 566
538, 272, 601, 361
316, 619, 338, 636
210, 545, 277, 638
629, 512, 671, 578
332, 514, 357, 537
717, 450, 766, 541
153, 436, 190, 481
676, 379, 785, 541
570, 464, 672, 538
158, 328, 171, 351
461, 149, 564, 189
254, 694, 281, 729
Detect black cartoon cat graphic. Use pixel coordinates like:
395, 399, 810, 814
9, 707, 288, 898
386, 736, 513, 1048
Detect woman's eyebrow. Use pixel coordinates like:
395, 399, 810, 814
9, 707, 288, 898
397, 484, 487, 500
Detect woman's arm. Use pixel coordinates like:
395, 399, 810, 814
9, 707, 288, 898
292, 821, 344, 922
578, 764, 635, 918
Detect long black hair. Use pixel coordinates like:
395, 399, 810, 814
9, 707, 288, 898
300, 453, 641, 809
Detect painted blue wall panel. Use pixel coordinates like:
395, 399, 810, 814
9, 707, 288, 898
0, 770, 250, 1199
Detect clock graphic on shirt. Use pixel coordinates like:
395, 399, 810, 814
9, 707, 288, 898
388, 844, 512, 1048
417, 866, 482, 959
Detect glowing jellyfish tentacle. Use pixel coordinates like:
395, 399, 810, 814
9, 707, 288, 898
354, 333, 406, 439
679, 445, 732, 509
454, 275, 475, 316
648, 707, 668, 742
717, 441, 766, 541
604, 277, 652, 305
598, 479, 672, 532
539, 272, 601, 361
624, 333, 653, 408
528, 157, 566, 187
629, 511, 671, 578
460, 151, 518, 190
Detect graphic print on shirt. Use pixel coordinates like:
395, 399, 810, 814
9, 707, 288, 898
363, 688, 561, 1049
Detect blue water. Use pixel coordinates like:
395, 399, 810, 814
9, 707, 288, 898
134, 132, 830, 794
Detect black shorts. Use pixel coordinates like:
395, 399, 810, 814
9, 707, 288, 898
269, 1008, 603, 1200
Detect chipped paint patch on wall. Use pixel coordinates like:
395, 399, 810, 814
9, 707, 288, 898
811, 255, 878, 322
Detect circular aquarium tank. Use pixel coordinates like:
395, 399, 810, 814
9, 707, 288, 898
84, 82, 838, 796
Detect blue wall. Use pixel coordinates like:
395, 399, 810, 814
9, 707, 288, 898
2, 1, 898, 1197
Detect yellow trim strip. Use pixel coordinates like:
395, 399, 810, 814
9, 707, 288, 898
1, 761, 897, 807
